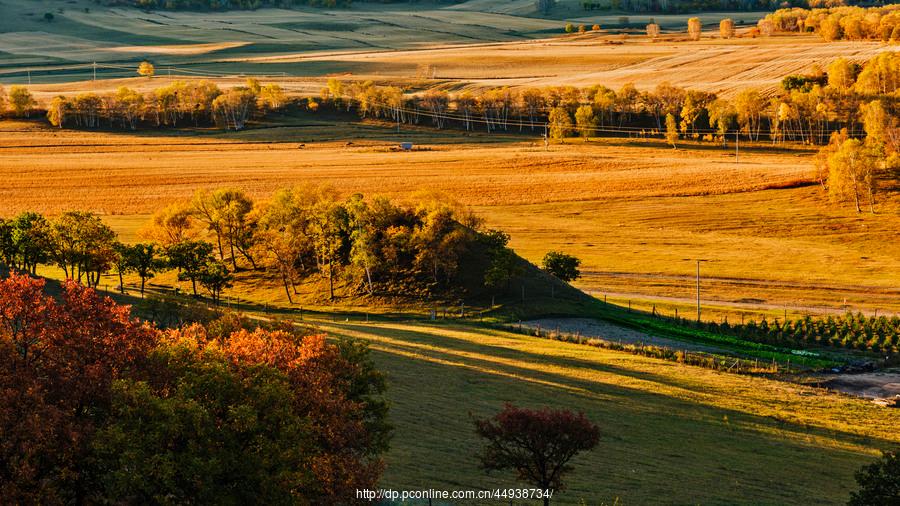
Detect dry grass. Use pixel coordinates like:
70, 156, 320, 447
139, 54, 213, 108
0, 119, 810, 214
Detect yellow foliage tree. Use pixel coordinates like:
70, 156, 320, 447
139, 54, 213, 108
665, 113, 678, 148
719, 18, 735, 38
548, 107, 572, 140
687, 17, 702, 40
137, 61, 155, 78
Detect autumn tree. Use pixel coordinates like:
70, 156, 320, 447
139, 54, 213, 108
309, 196, 349, 300
708, 98, 736, 146
198, 259, 232, 305
0, 274, 391, 504
137, 61, 155, 78
719, 18, 735, 38
827, 138, 878, 213
665, 113, 678, 148
482, 229, 522, 293
140, 203, 196, 246
165, 240, 215, 296
849, 450, 900, 506
474, 404, 600, 506
192, 188, 257, 270
827, 57, 856, 95
120, 243, 165, 295
49, 211, 118, 287
8, 86, 36, 117
1, 212, 53, 275
212, 87, 257, 130
46, 95, 72, 128
114, 86, 144, 130
254, 188, 309, 303
574, 105, 597, 139
688, 17, 702, 40
258, 83, 286, 111
548, 107, 573, 140
0, 274, 155, 503
730, 89, 759, 139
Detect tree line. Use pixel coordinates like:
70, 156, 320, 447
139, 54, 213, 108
763, 4, 900, 41
321, 51, 900, 147
0, 189, 575, 305
0, 272, 390, 503
0, 78, 286, 131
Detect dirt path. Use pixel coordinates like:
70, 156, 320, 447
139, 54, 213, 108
521, 317, 730, 354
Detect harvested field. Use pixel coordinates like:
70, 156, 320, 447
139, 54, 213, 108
3, 116, 900, 318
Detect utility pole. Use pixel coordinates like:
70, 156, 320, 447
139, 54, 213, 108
735, 130, 739, 164
92, 62, 96, 81
696, 260, 701, 322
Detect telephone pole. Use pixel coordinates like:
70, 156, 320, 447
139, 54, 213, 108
696, 260, 701, 322
735, 130, 739, 164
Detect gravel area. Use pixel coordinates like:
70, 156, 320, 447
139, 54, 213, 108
520, 317, 730, 354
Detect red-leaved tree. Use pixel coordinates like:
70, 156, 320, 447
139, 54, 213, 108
474, 403, 601, 506
0, 273, 155, 503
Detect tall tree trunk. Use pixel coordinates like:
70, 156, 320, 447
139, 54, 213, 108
328, 264, 335, 301
229, 239, 238, 271
281, 270, 294, 304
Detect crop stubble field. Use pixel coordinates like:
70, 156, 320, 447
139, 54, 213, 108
3, 115, 899, 317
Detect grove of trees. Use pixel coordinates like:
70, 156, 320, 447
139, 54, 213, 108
0, 272, 391, 503
13, 78, 285, 131
0, 189, 528, 305
763, 4, 900, 42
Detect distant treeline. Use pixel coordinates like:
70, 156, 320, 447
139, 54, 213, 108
112, 0, 846, 12
110, 0, 456, 9
0, 78, 286, 131
763, 4, 900, 41
0, 189, 528, 304
606, 0, 786, 14
320, 50, 900, 147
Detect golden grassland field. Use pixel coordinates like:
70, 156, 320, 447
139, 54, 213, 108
3, 114, 900, 320
6, 7, 900, 503
11, 34, 896, 99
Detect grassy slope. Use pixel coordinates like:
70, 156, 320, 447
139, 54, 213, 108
23, 252, 895, 504
314, 320, 899, 505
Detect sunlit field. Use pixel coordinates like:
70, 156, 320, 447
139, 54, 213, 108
3, 114, 900, 319
316, 320, 900, 504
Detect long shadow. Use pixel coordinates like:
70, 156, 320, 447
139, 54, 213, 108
321, 321, 899, 452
